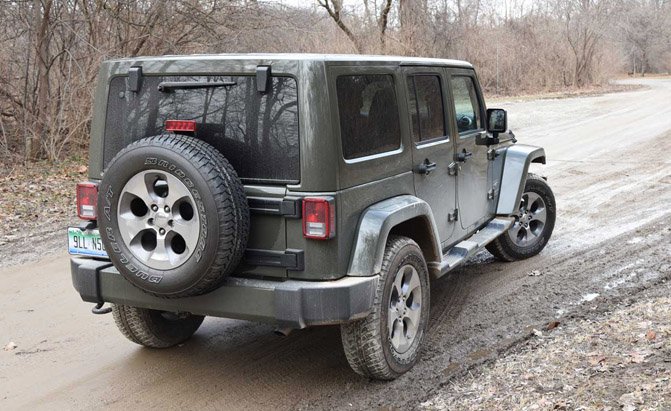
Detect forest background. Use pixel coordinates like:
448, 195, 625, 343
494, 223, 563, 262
0, 0, 669, 161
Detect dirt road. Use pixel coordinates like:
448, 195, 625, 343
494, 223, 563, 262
1, 78, 670, 410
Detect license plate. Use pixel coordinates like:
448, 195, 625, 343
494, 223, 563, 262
68, 227, 108, 258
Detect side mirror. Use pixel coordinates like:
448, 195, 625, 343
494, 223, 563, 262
486, 108, 507, 133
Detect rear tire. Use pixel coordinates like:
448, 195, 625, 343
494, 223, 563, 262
112, 304, 204, 348
487, 173, 556, 262
341, 236, 430, 380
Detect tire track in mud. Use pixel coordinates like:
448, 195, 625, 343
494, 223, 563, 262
306, 213, 671, 410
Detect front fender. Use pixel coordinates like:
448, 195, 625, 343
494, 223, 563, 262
347, 195, 441, 277
496, 144, 546, 215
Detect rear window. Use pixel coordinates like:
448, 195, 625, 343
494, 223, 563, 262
336, 74, 401, 160
104, 75, 300, 183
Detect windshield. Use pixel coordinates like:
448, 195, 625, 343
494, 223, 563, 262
103, 75, 300, 183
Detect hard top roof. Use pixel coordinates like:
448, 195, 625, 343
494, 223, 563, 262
110, 53, 473, 68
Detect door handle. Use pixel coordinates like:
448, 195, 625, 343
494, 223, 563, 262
456, 149, 473, 162
416, 159, 437, 175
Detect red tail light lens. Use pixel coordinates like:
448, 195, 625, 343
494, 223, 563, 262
76, 182, 98, 220
165, 120, 197, 132
302, 197, 335, 240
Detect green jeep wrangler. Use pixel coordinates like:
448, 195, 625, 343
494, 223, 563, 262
69, 54, 555, 380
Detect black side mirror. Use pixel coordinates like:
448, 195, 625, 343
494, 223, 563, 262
486, 108, 507, 133
477, 108, 508, 146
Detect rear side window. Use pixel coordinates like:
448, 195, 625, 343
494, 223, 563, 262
451, 76, 482, 134
104, 75, 299, 183
336, 74, 401, 160
407, 75, 446, 142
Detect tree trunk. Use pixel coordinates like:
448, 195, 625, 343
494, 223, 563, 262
28, 0, 52, 160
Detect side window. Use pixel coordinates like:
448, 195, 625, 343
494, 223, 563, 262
450, 76, 482, 134
336, 74, 401, 160
407, 75, 446, 142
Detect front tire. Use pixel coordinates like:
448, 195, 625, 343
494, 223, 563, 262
487, 173, 556, 261
341, 236, 430, 380
112, 304, 204, 348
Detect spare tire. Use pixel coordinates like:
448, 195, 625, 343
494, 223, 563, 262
98, 134, 249, 298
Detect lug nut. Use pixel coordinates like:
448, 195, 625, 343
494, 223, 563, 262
159, 228, 166, 235
147, 218, 154, 225
151, 204, 158, 211
164, 205, 170, 213
168, 220, 174, 227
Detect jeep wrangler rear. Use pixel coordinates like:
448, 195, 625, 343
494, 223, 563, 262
70, 54, 555, 380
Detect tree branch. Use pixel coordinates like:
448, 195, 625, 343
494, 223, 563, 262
317, 0, 363, 52
378, 0, 393, 48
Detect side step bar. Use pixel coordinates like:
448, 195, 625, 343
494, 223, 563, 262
430, 217, 514, 279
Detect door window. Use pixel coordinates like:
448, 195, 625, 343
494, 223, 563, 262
407, 75, 446, 142
336, 74, 401, 160
451, 76, 482, 135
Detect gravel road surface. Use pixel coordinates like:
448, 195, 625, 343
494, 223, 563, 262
1, 78, 670, 410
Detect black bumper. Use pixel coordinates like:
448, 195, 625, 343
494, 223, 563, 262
70, 258, 378, 329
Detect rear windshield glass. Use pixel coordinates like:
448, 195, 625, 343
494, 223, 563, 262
104, 75, 300, 183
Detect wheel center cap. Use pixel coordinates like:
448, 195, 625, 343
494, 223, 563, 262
153, 211, 170, 229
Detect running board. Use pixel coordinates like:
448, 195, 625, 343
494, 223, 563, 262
429, 217, 514, 279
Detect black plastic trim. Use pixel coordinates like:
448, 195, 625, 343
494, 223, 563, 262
244, 249, 304, 271
256, 65, 272, 93
70, 259, 113, 303
248, 196, 302, 218
70, 257, 378, 328
127, 66, 142, 92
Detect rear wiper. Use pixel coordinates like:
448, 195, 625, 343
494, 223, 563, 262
158, 81, 237, 92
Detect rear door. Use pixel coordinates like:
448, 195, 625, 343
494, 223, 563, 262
448, 70, 492, 233
403, 67, 457, 247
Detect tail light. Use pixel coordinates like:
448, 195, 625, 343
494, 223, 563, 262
76, 182, 98, 220
302, 197, 335, 240
165, 119, 196, 133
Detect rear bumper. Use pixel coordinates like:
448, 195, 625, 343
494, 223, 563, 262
70, 258, 378, 329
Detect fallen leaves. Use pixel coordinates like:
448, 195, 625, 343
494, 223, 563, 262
0, 158, 84, 244
629, 351, 650, 364
423, 293, 671, 411
645, 330, 656, 341
546, 320, 561, 331
618, 390, 644, 411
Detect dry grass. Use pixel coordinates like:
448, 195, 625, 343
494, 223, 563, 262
423, 289, 671, 411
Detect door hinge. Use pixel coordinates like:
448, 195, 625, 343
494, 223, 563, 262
487, 189, 495, 200
448, 162, 459, 176
487, 149, 498, 161
448, 209, 459, 222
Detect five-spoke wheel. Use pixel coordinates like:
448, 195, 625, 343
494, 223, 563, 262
507, 191, 548, 248
341, 235, 430, 380
487, 173, 556, 261
388, 265, 423, 354
118, 170, 199, 270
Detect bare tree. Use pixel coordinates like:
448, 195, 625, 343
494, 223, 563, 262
1, 0, 670, 164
